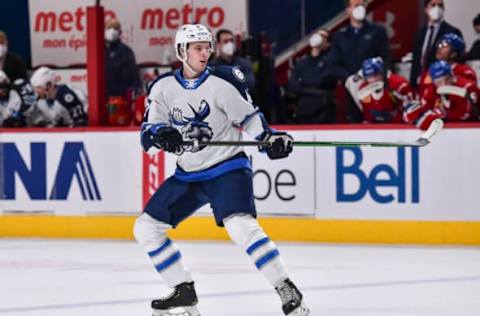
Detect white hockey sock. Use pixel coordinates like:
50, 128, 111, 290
224, 214, 289, 287
134, 213, 193, 288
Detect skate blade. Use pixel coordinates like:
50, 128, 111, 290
288, 301, 310, 316
152, 306, 201, 316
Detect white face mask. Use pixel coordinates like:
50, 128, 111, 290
428, 6, 444, 22
0, 44, 7, 57
105, 28, 120, 42
309, 34, 323, 47
352, 5, 367, 21
221, 41, 235, 56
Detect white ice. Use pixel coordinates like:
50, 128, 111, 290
0, 239, 479, 316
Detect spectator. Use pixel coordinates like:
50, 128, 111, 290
286, 30, 336, 124
328, 0, 392, 122
0, 31, 27, 82
104, 18, 141, 99
0, 70, 22, 127
419, 33, 477, 95
346, 57, 414, 124
404, 61, 478, 130
410, 0, 462, 89
209, 29, 255, 91
30, 66, 88, 127
469, 14, 480, 60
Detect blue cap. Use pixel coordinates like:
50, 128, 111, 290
361, 57, 384, 77
438, 33, 465, 54
429, 60, 452, 80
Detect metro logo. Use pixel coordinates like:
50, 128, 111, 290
34, 8, 116, 32
141, 5, 225, 30
0, 142, 101, 201
336, 147, 419, 204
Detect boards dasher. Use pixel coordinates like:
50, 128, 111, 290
134, 24, 310, 316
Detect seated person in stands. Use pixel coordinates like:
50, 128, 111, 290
30, 67, 88, 127
345, 57, 414, 123
286, 30, 336, 124
404, 61, 479, 129
418, 33, 477, 96
0, 70, 22, 127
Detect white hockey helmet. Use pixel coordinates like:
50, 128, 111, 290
174, 24, 214, 62
0, 70, 9, 84
30, 66, 58, 88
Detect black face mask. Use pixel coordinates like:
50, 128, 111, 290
0, 83, 10, 100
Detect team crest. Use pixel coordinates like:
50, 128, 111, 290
232, 67, 246, 82
171, 100, 214, 152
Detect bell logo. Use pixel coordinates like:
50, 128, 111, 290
336, 147, 419, 204
0, 142, 101, 201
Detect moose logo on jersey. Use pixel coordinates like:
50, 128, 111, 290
171, 100, 214, 152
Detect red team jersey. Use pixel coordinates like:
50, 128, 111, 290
418, 62, 478, 97
358, 74, 414, 123
405, 77, 479, 129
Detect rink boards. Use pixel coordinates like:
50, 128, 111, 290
1, 124, 480, 245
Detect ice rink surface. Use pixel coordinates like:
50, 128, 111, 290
0, 239, 479, 316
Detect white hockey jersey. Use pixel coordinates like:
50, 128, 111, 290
142, 66, 269, 180
0, 90, 22, 126
35, 84, 87, 127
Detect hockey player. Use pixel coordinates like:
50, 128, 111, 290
30, 66, 88, 127
0, 70, 22, 127
404, 60, 478, 129
418, 33, 477, 96
345, 57, 414, 123
134, 24, 309, 316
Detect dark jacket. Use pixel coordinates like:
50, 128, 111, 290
2, 51, 27, 82
327, 21, 391, 81
209, 55, 255, 91
287, 52, 336, 120
105, 40, 141, 99
410, 21, 462, 87
469, 39, 480, 60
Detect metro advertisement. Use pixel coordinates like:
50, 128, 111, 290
28, 0, 248, 66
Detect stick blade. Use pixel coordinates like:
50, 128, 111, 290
414, 119, 444, 147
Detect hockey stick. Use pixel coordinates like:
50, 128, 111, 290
184, 119, 444, 148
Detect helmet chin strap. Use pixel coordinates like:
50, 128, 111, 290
178, 48, 200, 77
183, 59, 200, 77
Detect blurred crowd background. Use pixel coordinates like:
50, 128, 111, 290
0, 0, 479, 128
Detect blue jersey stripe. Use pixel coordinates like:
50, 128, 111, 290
154, 251, 182, 272
174, 157, 251, 182
255, 249, 280, 269
148, 238, 172, 258
246, 237, 270, 255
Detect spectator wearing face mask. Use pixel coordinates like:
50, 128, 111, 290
469, 14, 480, 60
104, 18, 141, 99
327, 0, 392, 123
410, 0, 462, 89
287, 30, 336, 124
0, 31, 27, 82
209, 29, 255, 91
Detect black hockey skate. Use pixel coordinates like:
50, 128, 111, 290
275, 279, 310, 316
151, 281, 200, 316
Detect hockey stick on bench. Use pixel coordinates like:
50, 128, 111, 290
184, 119, 444, 148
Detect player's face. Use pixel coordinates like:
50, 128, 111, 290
0, 82, 8, 99
433, 75, 451, 87
366, 73, 383, 83
187, 42, 211, 74
435, 42, 452, 61
35, 84, 55, 100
